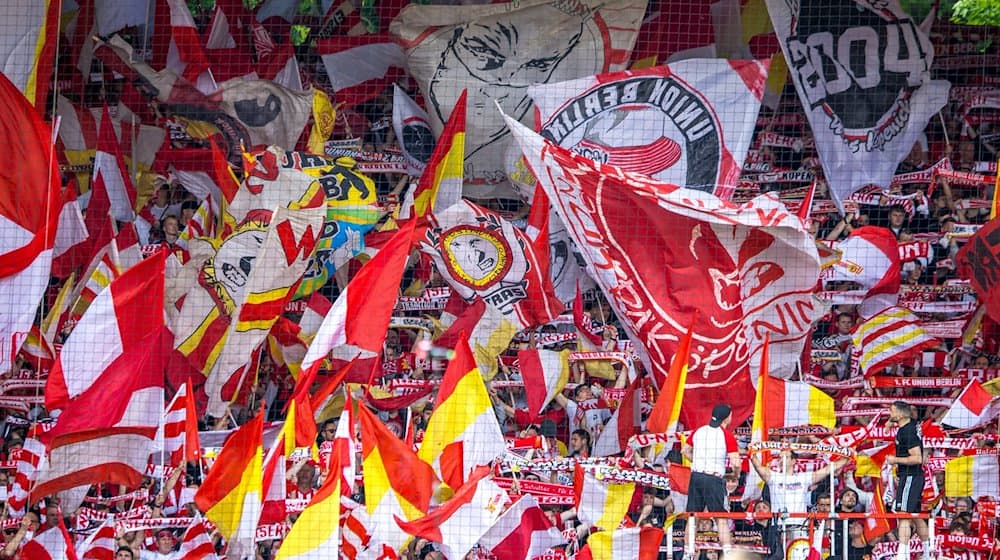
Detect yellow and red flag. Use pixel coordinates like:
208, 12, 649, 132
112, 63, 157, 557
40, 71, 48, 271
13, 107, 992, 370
409, 89, 466, 218
194, 411, 263, 546
646, 316, 695, 434
418, 334, 506, 490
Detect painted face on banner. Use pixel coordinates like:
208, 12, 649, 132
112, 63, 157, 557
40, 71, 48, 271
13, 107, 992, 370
394, 0, 649, 193
201, 223, 268, 314
442, 226, 512, 288
428, 11, 588, 184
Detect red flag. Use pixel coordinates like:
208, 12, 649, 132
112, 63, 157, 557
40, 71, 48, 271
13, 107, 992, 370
956, 217, 1000, 323
301, 220, 415, 372
94, 104, 137, 222
507, 114, 822, 428
46, 252, 166, 411
0, 72, 62, 371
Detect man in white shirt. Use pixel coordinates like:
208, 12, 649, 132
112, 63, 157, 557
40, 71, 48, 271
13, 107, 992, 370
682, 403, 740, 557
750, 448, 847, 539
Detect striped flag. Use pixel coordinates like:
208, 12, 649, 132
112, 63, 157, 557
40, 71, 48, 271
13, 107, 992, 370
194, 411, 263, 550
760, 374, 836, 429
78, 516, 116, 559
275, 450, 343, 559
155, 379, 200, 467
418, 334, 507, 490
259, 433, 287, 527
395, 466, 510, 560
940, 380, 1000, 430
851, 306, 939, 376
408, 89, 466, 218
945, 454, 1000, 499
178, 519, 219, 559
517, 349, 571, 421
575, 467, 635, 531
477, 494, 566, 560
580, 526, 664, 560
8, 431, 46, 515
646, 317, 694, 434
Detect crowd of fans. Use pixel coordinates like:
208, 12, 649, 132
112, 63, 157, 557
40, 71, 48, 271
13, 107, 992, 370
0, 2, 998, 560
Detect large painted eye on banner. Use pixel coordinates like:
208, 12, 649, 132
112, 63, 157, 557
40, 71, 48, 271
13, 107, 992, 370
439, 226, 513, 290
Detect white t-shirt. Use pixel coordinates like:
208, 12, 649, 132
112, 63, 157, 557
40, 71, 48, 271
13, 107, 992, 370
563, 398, 611, 439
690, 425, 735, 475
767, 470, 814, 520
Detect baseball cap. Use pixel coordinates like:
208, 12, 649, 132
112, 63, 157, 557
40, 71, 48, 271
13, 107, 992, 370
709, 404, 731, 428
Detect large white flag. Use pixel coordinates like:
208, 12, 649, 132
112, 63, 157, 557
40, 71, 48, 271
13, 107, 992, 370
529, 60, 768, 200
765, 0, 949, 206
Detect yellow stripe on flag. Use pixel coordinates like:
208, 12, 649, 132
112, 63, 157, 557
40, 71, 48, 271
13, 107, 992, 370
276, 458, 342, 559
596, 481, 635, 531
417, 366, 492, 462
945, 455, 975, 497
806, 385, 836, 428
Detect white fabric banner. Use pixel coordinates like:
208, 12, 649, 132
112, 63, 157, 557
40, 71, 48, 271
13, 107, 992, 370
529, 60, 768, 200
765, 0, 950, 207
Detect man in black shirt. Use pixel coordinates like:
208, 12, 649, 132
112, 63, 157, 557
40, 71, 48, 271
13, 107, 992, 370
886, 400, 929, 560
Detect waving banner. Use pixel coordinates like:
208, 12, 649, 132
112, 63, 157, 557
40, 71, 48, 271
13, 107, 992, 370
957, 217, 1000, 323
765, 0, 949, 206
505, 114, 822, 429
391, 0, 647, 199
529, 60, 768, 200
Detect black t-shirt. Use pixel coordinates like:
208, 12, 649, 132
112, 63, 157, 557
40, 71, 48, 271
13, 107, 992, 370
894, 421, 923, 477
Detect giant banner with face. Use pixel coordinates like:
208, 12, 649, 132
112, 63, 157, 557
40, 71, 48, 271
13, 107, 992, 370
766, 0, 949, 207
529, 60, 768, 200
506, 114, 823, 429
390, 0, 647, 199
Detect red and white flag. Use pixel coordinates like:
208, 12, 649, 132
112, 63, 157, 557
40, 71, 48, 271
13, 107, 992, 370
46, 251, 165, 411
78, 516, 116, 559
940, 380, 1000, 430
530, 60, 767, 200
592, 376, 643, 457
765, 0, 949, 207
506, 113, 822, 428
178, 519, 220, 559
8, 432, 47, 515
822, 227, 901, 320
93, 104, 137, 222
0, 73, 61, 373
20, 521, 78, 560
851, 306, 938, 376
51, 186, 90, 279
395, 466, 510, 560
301, 220, 415, 373
155, 379, 200, 467
517, 349, 571, 421
477, 494, 566, 560
151, 0, 217, 93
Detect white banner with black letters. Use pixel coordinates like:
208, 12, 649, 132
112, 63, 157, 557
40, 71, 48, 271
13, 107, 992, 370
529, 59, 769, 200
766, 0, 950, 207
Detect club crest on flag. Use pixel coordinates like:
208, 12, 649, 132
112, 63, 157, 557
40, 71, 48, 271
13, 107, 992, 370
426, 205, 533, 315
